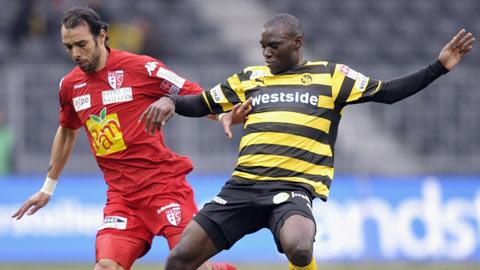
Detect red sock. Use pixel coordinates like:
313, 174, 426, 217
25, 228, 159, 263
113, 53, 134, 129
211, 262, 237, 270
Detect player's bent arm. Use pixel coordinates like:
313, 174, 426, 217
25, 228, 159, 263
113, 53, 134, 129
370, 60, 449, 104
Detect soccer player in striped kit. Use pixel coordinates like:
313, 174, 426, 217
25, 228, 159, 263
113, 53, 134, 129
140, 13, 475, 270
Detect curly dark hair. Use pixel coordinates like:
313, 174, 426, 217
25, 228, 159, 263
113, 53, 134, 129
61, 7, 109, 38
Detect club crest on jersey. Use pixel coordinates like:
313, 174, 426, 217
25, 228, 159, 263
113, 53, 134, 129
301, 74, 313, 85
157, 202, 182, 226
108, 70, 124, 89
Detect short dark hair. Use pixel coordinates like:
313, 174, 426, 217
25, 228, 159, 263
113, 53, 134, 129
264, 13, 304, 38
61, 7, 108, 37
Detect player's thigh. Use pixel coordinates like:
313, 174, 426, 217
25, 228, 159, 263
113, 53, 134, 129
268, 188, 316, 253
97, 201, 152, 269
171, 219, 219, 260
96, 233, 148, 270
192, 181, 265, 251
143, 186, 199, 249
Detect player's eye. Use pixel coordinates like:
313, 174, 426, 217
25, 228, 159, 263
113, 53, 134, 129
269, 43, 279, 49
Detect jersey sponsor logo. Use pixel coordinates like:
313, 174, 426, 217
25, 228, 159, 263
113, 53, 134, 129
145, 61, 159, 76
169, 85, 181, 95
160, 80, 172, 91
99, 216, 127, 230
73, 82, 87, 89
72, 94, 91, 112
291, 191, 310, 203
212, 196, 228, 205
108, 70, 124, 89
210, 84, 226, 103
273, 192, 290, 204
339, 64, 358, 80
156, 67, 185, 88
102, 87, 133, 105
160, 81, 181, 95
355, 73, 369, 92
157, 202, 182, 226
251, 91, 319, 107
86, 107, 127, 156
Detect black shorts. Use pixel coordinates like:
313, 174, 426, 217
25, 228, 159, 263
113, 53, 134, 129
193, 178, 316, 253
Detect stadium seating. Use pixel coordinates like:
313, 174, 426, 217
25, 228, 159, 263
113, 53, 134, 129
1, 0, 479, 173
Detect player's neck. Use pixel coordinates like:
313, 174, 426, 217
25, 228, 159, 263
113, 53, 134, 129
95, 46, 109, 72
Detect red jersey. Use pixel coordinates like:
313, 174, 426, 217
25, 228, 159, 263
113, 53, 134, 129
58, 49, 203, 200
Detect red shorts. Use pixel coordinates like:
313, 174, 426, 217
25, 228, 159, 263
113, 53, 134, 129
95, 176, 198, 269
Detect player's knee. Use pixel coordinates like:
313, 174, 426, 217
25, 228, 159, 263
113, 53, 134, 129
95, 259, 123, 270
284, 242, 313, 266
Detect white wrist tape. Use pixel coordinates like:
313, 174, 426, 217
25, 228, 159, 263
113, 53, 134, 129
40, 177, 57, 195
218, 113, 226, 121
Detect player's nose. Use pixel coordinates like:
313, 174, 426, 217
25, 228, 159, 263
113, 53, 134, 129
263, 47, 273, 59
72, 47, 82, 59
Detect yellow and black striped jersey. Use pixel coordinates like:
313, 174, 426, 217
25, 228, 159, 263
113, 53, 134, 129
202, 61, 382, 200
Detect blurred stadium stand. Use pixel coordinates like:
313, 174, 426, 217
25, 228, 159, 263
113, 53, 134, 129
1, 0, 479, 174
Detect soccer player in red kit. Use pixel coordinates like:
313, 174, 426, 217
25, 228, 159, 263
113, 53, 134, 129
12, 7, 237, 270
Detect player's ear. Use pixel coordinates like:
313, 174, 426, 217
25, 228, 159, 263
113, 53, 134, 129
98, 29, 107, 44
293, 35, 303, 50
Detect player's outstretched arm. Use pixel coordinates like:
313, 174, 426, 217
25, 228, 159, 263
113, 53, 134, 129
12, 126, 78, 220
367, 29, 475, 105
438, 29, 475, 70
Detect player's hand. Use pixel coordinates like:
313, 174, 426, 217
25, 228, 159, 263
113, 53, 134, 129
438, 29, 475, 70
138, 97, 175, 135
221, 98, 253, 139
12, 191, 51, 220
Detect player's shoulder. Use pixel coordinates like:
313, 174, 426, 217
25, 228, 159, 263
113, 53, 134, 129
305, 60, 344, 76
113, 49, 164, 67
112, 49, 167, 77
60, 67, 85, 91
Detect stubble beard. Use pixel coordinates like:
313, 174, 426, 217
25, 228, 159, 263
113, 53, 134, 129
79, 40, 101, 73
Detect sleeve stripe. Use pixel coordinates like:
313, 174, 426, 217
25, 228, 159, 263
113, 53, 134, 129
336, 77, 355, 104
227, 75, 246, 102
202, 92, 214, 113
371, 81, 383, 95
331, 64, 345, 103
